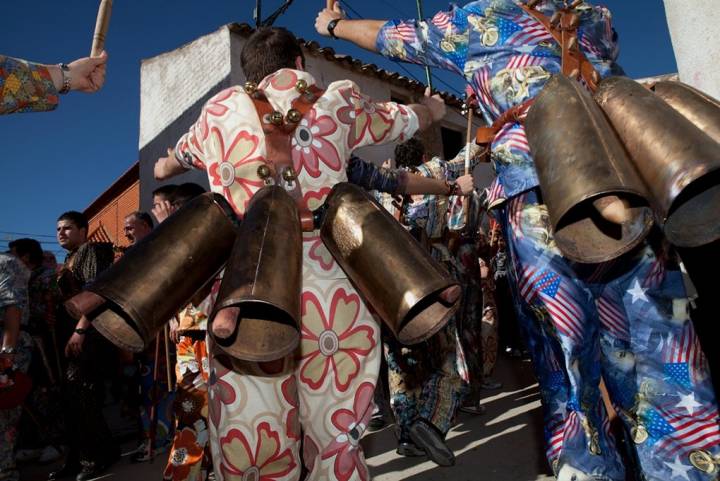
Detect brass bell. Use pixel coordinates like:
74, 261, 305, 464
269, 111, 284, 125
286, 109, 302, 123
257, 164, 271, 179
244, 81, 257, 94
295, 79, 308, 93
282, 167, 297, 182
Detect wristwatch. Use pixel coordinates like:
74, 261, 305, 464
327, 18, 342, 39
74, 327, 88, 335
59, 63, 71, 94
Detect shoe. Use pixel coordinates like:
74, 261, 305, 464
38, 445, 63, 464
16, 448, 41, 463
76, 455, 117, 481
48, 462, 81, 480
396, 439, 426, 457
481, 378, 503, 390
459, 403, 486, 415
409, 419, 455, 467
131, 443, 167, 462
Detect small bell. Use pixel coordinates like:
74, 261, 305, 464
282, 167, 297, 182
257, 164, 272, 179
286, 109, 302, 123
295, 79, 308, 93
270, 111, 284, 126
244, 81, 257, 94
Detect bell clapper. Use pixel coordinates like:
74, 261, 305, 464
593, 195, 631, 225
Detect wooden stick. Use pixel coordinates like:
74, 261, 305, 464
164, 324, 173, 392
327, 0, 335, 9
91, 0, 113, 57
462, 98, 475, 230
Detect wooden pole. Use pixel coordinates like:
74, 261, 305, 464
415, 0, 433, 90
164, 324, 173, 392
91, 0, 113, 56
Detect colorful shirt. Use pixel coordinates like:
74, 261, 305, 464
27, 266, 60, 334
0, 55, 59, 114
376, 0, 620, 200
0, 253, 29, 327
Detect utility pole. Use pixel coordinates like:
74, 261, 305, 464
415, 0, 433, 90
254, 0, 262, 27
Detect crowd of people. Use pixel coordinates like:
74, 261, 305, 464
2, 1, 720, 481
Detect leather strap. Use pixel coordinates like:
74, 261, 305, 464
250, 85, 324, 232
475, 98, 535, 145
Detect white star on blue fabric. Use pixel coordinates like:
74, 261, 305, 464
676, 392, 702, 416
553, 399, 567, 416
627, 279, 649, 304
665, 456, 692, 480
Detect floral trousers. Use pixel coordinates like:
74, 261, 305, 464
0, 331, 31, 481
164, 336, 211, 481
207, 277, 380, 481
498, 189, 720, 481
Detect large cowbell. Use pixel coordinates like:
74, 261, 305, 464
652, 81, 720, 144
65, 193, 238, 352
525, 75, 654, 263
320, 183, 461, 345
209, 186, 302, 362
595, 77, 720, 247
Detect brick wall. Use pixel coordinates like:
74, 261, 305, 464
87, 181, 140, 249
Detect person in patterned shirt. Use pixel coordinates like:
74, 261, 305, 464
0, 53, 107, 115
316, 1, 720, 480
154, 26, 446, 481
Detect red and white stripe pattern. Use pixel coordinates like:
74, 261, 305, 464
386, 22, 417, 43
507, 14, 554, 46
547, 410, 583, 461
494, 122, 530, 153
665, 322, 707, 383
597, 295, 630, 341
431, 11, 452, 31
506, 53, 544, 70
656, 405, 720, 458
473, 66, 501, 117
485, 178, 506, 208
506, 194, 525, 238
643, 258, 665, 289
579, 33, 604, 59
519, 266, 585, 343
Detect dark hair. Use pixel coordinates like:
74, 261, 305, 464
8, 238, 43, 266
394, 138, 426, 168
241, 27, 305, 84
172, 182, 206, 208
152, 184, 178, 200
126, 211, 154, 229
57, 211, 88, 231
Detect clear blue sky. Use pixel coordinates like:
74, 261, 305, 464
0, 0, 677, 257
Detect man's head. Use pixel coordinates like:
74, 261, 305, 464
56, 211, 88, 251
241, 27, 305, 84
394, 137, 426, 169
43, 251, 58, 271
152, 184, 177, 208
124, 211, 154, 245
171, 183, 207, 210
8, 238, 43, 269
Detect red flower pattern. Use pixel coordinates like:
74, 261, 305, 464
220, 423, 296, 481
281, 376, 300, 440
321, 382, 375, 481
299, 289, 375, 392
208, 358, 236, 430
335, 87, 393, 149
291, 109, 341, 178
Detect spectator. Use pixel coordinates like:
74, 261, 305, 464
123, 211, 154, 245
151, 185, 178, 224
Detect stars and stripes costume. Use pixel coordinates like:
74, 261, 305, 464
376, 1, 720, 479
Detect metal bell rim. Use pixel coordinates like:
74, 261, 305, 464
395, 280, 461, 345
664, 167, 720, 247
554, 192, 655, 264
92, 304, 146, 352
209, 298, 300, 362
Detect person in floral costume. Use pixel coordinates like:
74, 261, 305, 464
153, 27, 445, 481
316, 1, 720, 480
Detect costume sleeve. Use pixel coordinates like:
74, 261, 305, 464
346, 156, 407, 195
0, 256, 22, 309
0, 55, 59, 114
375, 6, 476, 76
174, 87, 241, 171
72, 243, 114, 287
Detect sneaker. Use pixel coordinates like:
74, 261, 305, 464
16, 448, 41, 463
38, 445, 63, 464
481, 378, 503, 390
396, 439, 425, 457
409, 419, 455, 467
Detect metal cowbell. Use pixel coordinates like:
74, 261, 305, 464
209, 186, 302, 362
595, 76, 720, 247
320, 183, 461, 345
652, 81, 720, 144
525, 74, 654, 263
65, 193, 238, 352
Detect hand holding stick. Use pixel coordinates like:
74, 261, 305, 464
91, 0, 113, 57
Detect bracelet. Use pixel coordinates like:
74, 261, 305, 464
59, 63, 71, 94
445, 180, 459, 196
327, 19, 342, 39
74, 327, 88, 335
0, 346, 16, 355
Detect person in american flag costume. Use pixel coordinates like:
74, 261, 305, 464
316, 1, 720, 480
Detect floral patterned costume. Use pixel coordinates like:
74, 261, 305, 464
174, 68, 418, 481
0, 55, 58, 114
376, 1, 720, 479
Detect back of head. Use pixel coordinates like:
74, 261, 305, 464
152, 184, 178, 202
394, 138, 426, 169
8, 238, 43, 266
57, 210, 89, 231
241, 27, 305, 84
172, 182, 207, 208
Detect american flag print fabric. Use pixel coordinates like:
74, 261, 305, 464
494, 190, 720, 480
